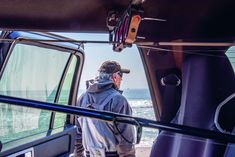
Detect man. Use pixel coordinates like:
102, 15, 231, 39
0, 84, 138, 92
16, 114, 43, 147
75, 61, 136, 157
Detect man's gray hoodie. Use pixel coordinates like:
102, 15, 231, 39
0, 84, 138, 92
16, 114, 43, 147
75, 78, 136, 157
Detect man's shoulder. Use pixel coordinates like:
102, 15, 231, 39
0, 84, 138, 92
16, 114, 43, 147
108, 89, 126, 99
76, 91, 91, 106
109, 90, 129, 105
78, 92, 88, 100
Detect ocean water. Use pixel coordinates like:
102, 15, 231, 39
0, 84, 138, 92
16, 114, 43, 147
122, 89, 158, 147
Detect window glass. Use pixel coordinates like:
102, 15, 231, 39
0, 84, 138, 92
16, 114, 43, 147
226, 46, 235, 71
0, 43, 70, 143
54, 55, 78, 128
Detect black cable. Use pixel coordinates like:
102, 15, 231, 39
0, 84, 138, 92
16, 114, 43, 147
113, 117, 142, 144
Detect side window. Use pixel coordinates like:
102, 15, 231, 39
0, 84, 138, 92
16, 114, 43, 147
226, 47, 235, 71
0, 43, 72, 144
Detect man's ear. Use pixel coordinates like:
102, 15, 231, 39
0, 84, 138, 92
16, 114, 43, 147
112, 73, 117, 81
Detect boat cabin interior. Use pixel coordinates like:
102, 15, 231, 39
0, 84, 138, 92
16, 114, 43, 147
0, 0, 235, 157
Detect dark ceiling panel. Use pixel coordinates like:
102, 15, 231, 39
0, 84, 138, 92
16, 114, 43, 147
0, 0, 235, 41
139, 0, 235, 41
0, 0, 130, 31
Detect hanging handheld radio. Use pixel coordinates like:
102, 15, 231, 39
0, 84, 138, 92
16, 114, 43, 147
107, 4, 143, 52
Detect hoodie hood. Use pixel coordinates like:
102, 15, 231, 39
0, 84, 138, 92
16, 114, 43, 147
87, 78, 116, 93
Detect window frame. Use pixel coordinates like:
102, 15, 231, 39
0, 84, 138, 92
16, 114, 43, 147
0, 32, 84, 144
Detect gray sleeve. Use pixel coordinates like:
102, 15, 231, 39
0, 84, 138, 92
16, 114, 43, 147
112, 96, 136, 157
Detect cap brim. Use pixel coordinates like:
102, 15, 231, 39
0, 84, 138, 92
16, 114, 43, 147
120, 68, 130, 74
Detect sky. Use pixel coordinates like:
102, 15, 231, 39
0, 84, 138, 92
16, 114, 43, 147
58, 33, 150, 90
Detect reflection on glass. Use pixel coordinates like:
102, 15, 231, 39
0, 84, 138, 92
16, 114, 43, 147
0, 43, 70, 143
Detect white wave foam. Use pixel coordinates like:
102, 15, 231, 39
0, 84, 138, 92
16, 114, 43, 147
128, 99, 153, 108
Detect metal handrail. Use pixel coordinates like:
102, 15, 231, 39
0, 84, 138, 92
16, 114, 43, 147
1, 94, 235, 143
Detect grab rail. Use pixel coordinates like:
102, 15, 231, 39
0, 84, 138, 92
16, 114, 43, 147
1, 94, 235, 143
